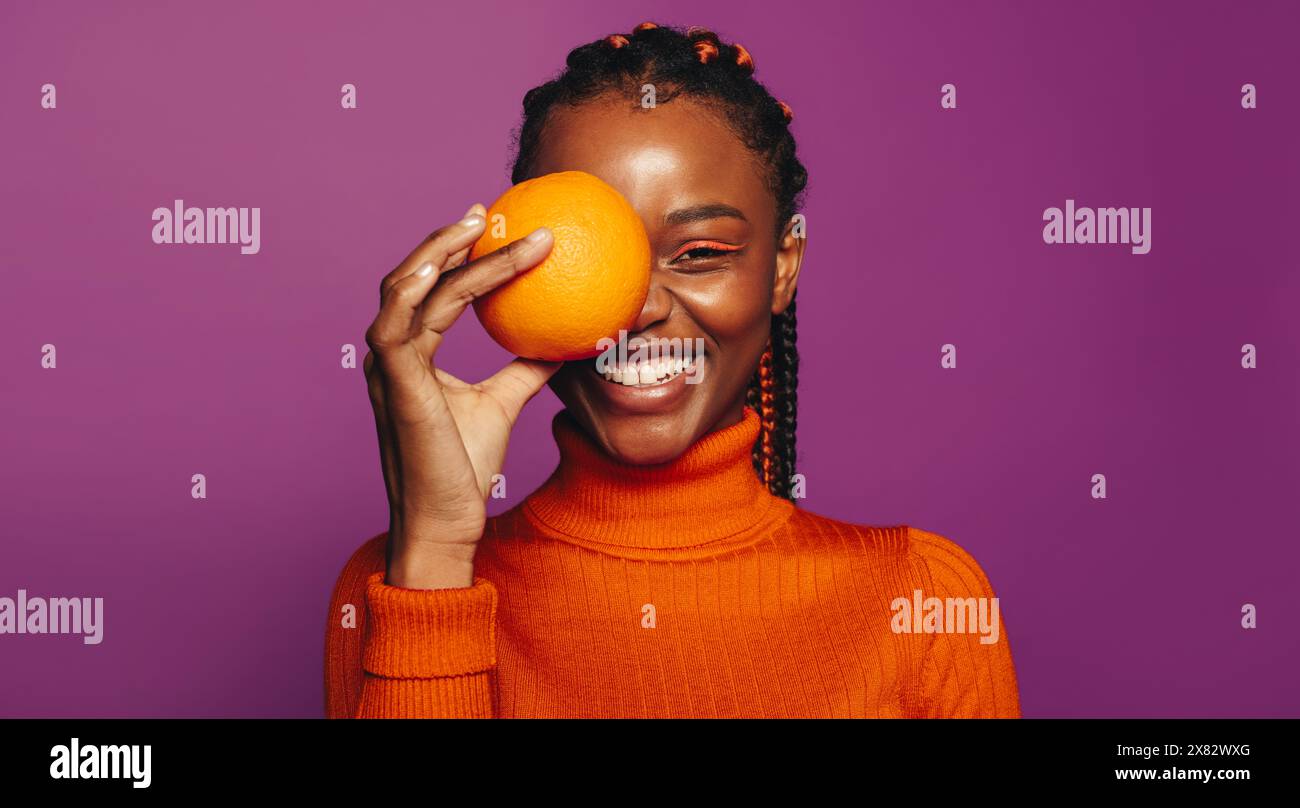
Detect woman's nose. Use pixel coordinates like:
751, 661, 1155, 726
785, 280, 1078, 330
628, 270, 674, 333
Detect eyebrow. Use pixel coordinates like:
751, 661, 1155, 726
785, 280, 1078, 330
664, 204, 748, 227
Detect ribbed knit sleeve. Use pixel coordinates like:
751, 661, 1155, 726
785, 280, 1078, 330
354, 572, 499, 718
906, 527, 1022, 718
324, 533, 500, 719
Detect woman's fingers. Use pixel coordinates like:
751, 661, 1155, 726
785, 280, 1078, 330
367, 217, 481, 359
440, 203, 488, 271
480, 357, 564, 421
420, 227, 553, 336
378, 205, 487, 304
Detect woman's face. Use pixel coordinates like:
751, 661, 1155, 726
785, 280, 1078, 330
527, 94, 805, 465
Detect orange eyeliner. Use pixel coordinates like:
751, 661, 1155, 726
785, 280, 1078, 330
670, 240, 745, 261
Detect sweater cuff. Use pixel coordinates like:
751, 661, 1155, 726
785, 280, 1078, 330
362, 571, 497, 678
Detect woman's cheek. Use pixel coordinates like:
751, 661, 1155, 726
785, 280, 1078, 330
688, 261, 774, 341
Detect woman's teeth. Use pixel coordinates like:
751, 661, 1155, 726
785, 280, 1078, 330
600, 356, 697, 387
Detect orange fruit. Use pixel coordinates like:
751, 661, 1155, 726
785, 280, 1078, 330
468, 171, 651, 361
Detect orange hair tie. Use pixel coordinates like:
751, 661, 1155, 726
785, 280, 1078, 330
605, 34, 629, 49
694, 39, 719, 63
776, 100, 793, 123
632, 22, 658, 33
733, 43, 755, 74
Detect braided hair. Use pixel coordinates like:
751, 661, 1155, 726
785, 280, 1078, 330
510, 22, 807, 500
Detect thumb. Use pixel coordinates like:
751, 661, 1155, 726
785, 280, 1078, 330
481, 357, 563, 419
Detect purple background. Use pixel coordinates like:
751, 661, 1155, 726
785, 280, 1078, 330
1, 0, 1296, 718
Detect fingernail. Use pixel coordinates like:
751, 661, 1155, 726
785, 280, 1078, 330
415, 263, 434, 277
525, 227, 551, 244
460, 214, 485, 228
463, 204, 478, 218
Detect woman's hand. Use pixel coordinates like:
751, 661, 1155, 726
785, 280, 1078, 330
364, 204, 560, 589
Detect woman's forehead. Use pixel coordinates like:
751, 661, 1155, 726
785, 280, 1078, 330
527, 96, 773, 224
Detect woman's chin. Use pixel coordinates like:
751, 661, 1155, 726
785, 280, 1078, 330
599, 428, 696, 466
553, 362, 716, 465
569, 402, 709, 466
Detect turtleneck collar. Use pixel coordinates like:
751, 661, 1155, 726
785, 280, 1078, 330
522, 406, 794, 553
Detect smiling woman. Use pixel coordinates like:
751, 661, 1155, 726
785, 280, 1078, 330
324, 22, 1021, 718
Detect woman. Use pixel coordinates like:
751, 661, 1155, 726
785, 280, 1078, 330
325, 22, 1020, 718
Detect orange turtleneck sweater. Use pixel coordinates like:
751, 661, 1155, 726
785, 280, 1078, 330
325, 407, 1021, 718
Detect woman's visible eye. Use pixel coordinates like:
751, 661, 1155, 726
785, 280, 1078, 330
670, 241, 744, 264
678, 247, 727, 260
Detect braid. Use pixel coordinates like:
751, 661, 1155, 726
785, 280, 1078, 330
746, 297, 798, 498
773, 296, 799, 497
756, 338, 776, 485
510, 22, 807, 501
